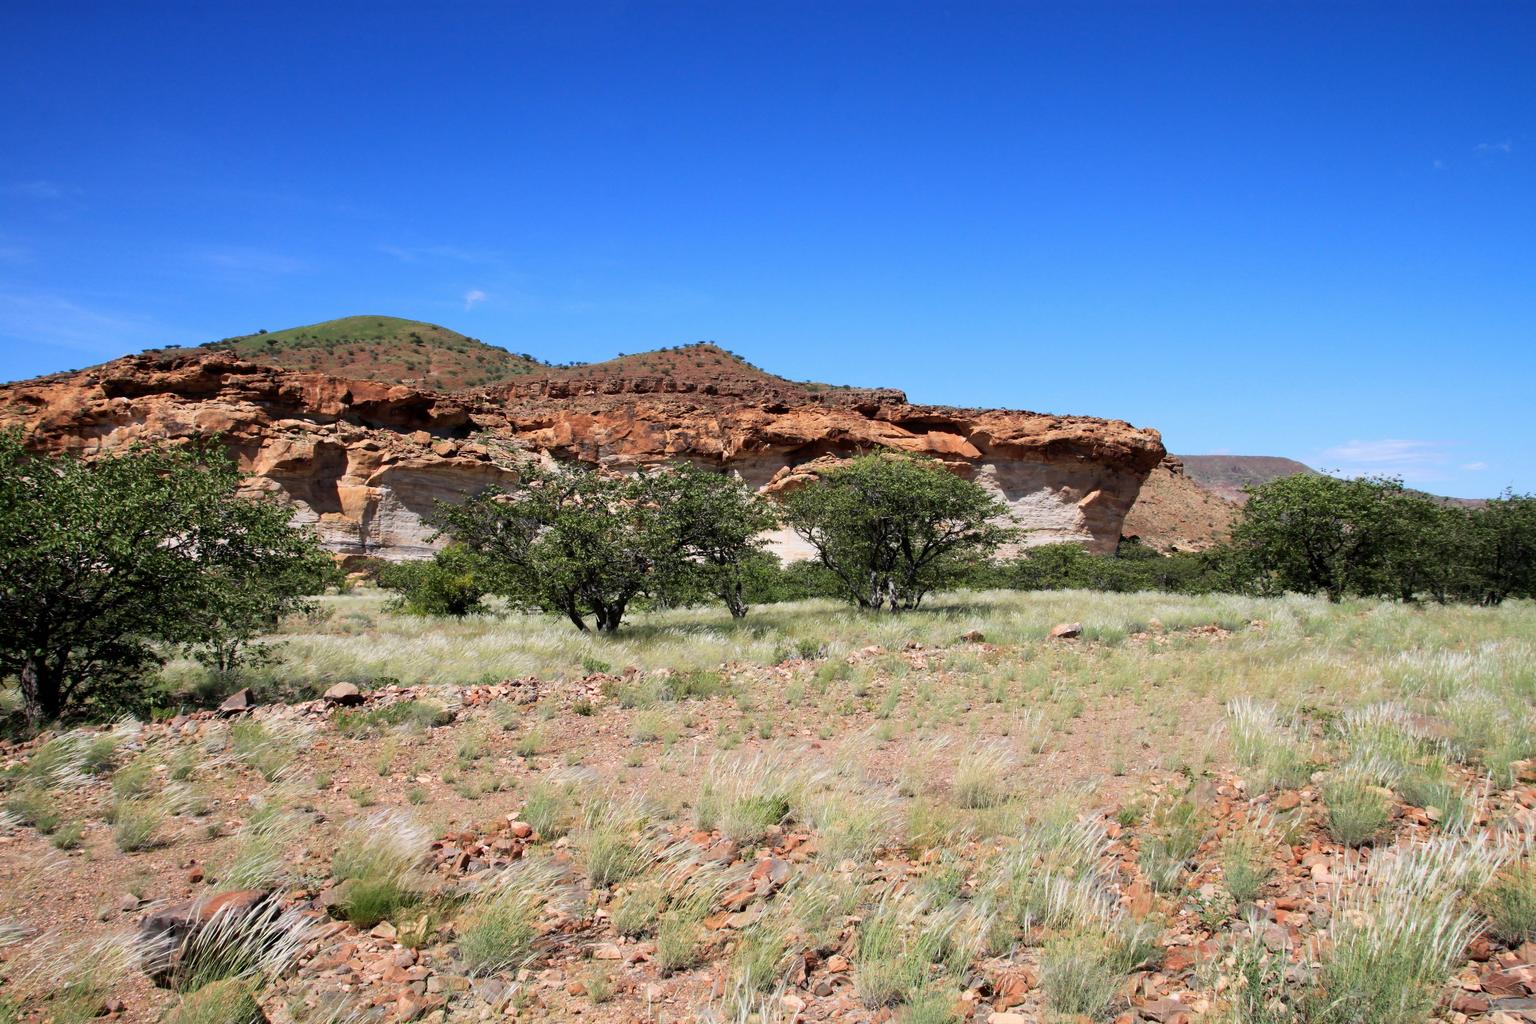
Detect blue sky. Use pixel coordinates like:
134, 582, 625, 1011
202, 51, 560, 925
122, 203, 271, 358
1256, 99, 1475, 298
1, 2, 1531, 496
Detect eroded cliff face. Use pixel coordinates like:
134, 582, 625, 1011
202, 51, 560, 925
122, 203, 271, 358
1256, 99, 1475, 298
0, 353, 1166, 560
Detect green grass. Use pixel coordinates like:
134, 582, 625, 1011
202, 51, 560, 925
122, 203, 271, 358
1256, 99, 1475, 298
1323, 776, 1391, 848
1480, 860, 1536, 946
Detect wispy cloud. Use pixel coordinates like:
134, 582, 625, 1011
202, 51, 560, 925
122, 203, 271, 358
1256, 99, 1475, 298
463, 289, 488, 310
380, 243, 502, 265
2, 180, 69, 200
1475, 139, 1514, 156
0, 292, 177, 365
1461, 461, 1489, 472
188, 244, 306, 276
1317, 438, 1462, 484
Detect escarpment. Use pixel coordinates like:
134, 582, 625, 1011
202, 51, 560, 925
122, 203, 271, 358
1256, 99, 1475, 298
0, 350, 1167, 561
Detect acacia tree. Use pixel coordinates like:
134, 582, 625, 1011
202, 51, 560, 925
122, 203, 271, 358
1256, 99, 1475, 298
783, 453, 1013, 611
435, 462, 668, 632
0, 434, 332, 726
637, 463, 777, 618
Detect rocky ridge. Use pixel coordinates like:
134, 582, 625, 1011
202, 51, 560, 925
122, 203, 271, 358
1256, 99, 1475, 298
0, 349, 1167, 560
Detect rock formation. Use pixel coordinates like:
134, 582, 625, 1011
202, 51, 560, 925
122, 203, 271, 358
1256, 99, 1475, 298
0, 350, 1167, 561
1120, 456, 1239, 551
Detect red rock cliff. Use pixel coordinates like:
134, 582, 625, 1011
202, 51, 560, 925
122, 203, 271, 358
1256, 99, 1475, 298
0, 353, 1166, 560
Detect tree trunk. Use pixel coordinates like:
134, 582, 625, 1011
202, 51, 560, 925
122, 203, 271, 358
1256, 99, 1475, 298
20, 656, 63, 731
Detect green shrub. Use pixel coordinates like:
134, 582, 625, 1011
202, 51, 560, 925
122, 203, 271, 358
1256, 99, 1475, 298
376, 546, 487, 617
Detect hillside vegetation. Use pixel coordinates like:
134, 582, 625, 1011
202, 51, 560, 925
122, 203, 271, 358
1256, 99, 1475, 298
158, 316, 545, 391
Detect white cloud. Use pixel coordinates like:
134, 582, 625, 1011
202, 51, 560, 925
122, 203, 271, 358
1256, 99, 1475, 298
381, 243, 501, 265
1475, 139, 1513, 155
1462, 461, 1489, 471
463, 289, 488, 310
1317, 439, 1454, 484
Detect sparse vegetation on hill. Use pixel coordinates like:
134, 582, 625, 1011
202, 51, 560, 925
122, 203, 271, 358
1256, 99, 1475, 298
156, 315, 544, 391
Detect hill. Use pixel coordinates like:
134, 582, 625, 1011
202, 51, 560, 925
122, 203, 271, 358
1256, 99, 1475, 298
534, 342, 787, 389
1178, 454, 1320, 503
156, 315, 545, 391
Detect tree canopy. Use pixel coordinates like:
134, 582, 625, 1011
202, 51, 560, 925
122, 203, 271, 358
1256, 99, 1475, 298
0, 433, 333, 726
783, 454, 1013, 610
435, 460, 773, 631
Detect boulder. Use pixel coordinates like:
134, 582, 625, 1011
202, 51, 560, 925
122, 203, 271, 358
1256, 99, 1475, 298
138, 889, 275, 986
217, 688, 256, 715
323, 682, 364, 706
1049, 622, 1083, 639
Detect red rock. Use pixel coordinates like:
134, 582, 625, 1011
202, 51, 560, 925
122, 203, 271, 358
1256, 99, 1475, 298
0, 352, 1166, 561
1049, 622, 1083, 639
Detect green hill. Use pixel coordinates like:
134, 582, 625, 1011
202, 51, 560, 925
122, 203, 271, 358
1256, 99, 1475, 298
160, 315, 544, 390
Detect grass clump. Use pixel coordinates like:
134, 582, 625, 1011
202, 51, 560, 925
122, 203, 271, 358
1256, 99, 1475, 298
112, 799, 166, 851
1479, 859, 1536, 946
1307, 838, 1500, 1024
334, 699, 451, 737
1227, 698, 1313, 793
577, 803, 650, 889
5, 787, 60, 834
1322, 775, 1391, 848
1221, 826, 1274, 905
1138, 797, 1205, 893
163, 979, 264, 1024
458, 863, 561, 975
330, 812, 426, 928
1039, 924, 1156, 1018
653, 890, 712, 975
950, 744, 1015, 809
228, 720, 297, 782
852, 899, 931, 1008
520, 782, 574, 840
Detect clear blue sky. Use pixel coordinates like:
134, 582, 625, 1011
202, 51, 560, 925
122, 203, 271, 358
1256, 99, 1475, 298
1, 2, 1531, 496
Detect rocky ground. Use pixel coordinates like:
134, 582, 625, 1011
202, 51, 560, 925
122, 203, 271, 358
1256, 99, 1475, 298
2, 594, 1534, 1024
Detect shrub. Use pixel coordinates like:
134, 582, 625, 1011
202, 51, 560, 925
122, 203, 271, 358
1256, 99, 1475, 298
376, 546, 487, 617
0, 435, 332, 727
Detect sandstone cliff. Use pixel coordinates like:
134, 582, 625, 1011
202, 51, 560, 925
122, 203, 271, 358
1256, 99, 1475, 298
0, 350, 1166, 561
